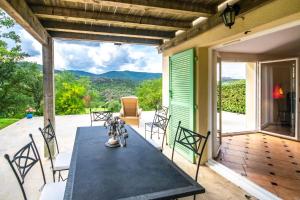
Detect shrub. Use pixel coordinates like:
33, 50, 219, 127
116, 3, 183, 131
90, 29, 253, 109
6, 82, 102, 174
107, 100, 121, 112
218, 80, 245, 114
136, 78, 162, 111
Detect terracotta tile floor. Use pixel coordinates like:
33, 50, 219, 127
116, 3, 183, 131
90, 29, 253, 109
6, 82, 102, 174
216, 133, 300, 200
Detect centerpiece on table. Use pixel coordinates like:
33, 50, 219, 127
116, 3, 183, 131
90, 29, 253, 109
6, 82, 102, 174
104, 116, 128, 148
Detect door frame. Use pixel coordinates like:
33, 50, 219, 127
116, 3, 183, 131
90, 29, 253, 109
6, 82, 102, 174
211, 50, 223, 158
211, 53, 260, 157
258, 57, 299, 140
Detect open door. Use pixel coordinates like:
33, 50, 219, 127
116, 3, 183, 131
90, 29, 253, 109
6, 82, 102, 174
212, 52, 222, 158
169, 48, 195, 163
259, 58, 299, 139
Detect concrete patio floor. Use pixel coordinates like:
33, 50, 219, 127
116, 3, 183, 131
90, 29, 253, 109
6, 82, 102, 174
0, 111, 254, 200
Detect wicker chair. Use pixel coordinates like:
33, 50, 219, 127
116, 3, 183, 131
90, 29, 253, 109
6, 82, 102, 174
119, 96, 142, 127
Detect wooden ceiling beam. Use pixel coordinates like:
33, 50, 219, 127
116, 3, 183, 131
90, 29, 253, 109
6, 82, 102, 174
0, 0, 49, 45
31, 6, 192, 30
61, 0, 215, 17
159, 0, 273, 52
42, 21, 175, 39
49, 31, 162, 45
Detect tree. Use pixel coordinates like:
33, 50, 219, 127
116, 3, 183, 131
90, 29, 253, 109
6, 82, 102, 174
136, 78, 162, 111
55, 72, 91, 115
16, 62, 43, 113
0, 9, 27, 117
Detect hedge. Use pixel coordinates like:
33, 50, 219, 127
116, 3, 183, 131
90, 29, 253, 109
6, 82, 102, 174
217, 80, 246, 114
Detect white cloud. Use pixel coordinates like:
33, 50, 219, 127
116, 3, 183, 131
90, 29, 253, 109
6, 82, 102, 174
222, 62, 246, 79
19, 28, 42, 64
13, 25, 162, 73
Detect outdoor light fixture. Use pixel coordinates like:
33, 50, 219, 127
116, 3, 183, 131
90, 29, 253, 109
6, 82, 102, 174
220, 3, 240, 29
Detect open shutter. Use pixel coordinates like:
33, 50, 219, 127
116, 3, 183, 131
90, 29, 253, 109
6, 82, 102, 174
169, 48, 195, 163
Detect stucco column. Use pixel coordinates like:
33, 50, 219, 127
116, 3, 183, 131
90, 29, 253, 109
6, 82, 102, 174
42, 37, 55, 158
246, 62, 257, 131
196, 47, 210, 164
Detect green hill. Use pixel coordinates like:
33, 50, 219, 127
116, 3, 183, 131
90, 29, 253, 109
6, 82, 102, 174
55, 69, 161, 82
98, 70, 161, 82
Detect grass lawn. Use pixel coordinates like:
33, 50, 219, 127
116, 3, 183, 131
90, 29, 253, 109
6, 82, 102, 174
0, 118, 20, 130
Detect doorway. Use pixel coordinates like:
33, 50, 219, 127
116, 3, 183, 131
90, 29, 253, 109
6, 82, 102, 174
259, 58, 298, 139
213, 57, 257, 157
210, 22, 300, 200
217, 61, 257, 134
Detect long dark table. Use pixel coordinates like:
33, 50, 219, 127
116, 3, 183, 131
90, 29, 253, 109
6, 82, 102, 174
64, 126, 205, 200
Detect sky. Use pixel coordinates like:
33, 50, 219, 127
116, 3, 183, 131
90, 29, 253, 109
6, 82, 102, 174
7, 19, 245, 78
9, 24, 163, 74
222, 62, 246, 79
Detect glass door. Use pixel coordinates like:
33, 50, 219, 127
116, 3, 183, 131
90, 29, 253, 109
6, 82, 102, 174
259, 58, 298, 138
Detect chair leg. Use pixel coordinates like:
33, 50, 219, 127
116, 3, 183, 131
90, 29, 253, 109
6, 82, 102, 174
53, 171, 56, 182
193, 194, 196, 200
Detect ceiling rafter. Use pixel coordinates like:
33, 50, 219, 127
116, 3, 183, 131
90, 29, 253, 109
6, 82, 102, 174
61, 0, 216, 17
31, 5, 192, 31
49, 31, 162, 45
42, 20, 175, 39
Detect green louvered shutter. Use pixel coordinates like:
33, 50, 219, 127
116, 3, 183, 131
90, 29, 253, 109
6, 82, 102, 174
169, 48, 195, 163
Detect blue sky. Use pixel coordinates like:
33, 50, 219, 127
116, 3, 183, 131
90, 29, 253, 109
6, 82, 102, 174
10, 24, 162, 74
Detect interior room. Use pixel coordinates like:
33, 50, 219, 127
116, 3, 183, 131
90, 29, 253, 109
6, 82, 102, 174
260, 60, 296, 137
213, 23, 300, 199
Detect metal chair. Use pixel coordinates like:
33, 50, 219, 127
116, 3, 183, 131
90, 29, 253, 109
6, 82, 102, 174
145, 112, 171, 151
171, 121, 210, 200
39, 119, 71, 182
90, 108, 113, 126
4, 134, 66, 200
156, 106, 169, 117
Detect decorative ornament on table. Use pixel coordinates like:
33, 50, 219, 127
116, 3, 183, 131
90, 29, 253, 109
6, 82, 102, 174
104, 116, 128, 148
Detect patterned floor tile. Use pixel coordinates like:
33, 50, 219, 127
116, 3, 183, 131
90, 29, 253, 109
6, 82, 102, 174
216, 133, 300, 199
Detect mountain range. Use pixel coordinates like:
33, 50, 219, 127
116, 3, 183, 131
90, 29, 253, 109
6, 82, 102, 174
56, 70, 162, 82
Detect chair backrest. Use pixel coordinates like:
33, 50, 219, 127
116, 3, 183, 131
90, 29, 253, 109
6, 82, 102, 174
156, 106, 169, 117
39, 119, 59, 170
171, 121, 210, 181
90, 108, 113, 125
4, 134, 46, 200
153, 113, 171, 131
121, 96, 139, 117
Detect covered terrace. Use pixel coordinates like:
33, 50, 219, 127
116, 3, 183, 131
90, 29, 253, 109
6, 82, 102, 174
1, 0, 299, 200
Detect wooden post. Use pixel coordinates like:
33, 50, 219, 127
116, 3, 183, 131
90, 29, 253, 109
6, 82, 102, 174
42, 37, 55, 158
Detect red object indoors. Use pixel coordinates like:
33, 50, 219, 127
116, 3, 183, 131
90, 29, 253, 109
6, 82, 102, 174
273, 84, 284, 99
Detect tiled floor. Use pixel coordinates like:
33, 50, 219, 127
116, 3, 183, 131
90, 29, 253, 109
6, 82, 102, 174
216, 133, 300, 200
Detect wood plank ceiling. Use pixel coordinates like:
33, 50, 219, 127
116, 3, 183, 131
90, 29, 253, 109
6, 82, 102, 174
24, 0, 223, 46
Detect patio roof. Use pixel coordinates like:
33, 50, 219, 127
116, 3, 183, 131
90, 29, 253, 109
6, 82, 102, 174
0, 0, 271, 48
0, 0, 218, 46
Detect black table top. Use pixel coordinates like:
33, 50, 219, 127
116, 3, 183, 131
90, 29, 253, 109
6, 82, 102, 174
64, 126, 205, 200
